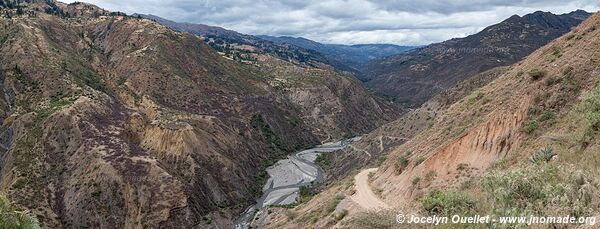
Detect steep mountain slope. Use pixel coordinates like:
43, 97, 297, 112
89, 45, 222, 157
258, 35, 416, 80
264, 11, 600, 228
0, 1, 396, 228
318, 66, 509, 181
367, 10, 591, 106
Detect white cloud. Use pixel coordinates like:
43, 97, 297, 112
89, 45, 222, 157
60, 0, 600, 45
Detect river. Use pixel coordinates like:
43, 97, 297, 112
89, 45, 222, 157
234, 136, 362, 228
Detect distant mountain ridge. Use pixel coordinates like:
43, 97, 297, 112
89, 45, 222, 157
366, 10, 592, 106
137, 14, 416, 79
258, 35, 417, 80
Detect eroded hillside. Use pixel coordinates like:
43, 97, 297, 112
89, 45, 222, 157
0, 1, 396, 228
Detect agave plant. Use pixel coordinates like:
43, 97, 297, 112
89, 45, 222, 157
529, 147, 556, 163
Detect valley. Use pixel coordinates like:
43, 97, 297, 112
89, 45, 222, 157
0, 1, 599, 229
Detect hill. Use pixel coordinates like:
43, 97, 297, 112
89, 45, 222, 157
0, 1, 397, 228
366, 10, 592, 106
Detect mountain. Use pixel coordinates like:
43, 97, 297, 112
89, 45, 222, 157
264, 11, 600, 228
138, 14, 416, 80
0, 1, 398, 228
137, 14, 338, 68
258, 35, 417, 80
366, 10, 592, 107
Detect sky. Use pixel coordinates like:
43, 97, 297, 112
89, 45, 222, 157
61, 0, 600, 46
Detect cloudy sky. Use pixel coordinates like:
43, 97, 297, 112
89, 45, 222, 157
62, 0, 599, 45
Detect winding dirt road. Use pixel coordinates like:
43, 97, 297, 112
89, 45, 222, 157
350, 168, 391, 210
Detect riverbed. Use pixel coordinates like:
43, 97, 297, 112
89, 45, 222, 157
234, 136, 362, 228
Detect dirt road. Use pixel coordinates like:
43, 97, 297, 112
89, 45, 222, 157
350, 168, 390, 210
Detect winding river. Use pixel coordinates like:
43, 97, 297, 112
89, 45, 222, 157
234, 137, 362, 228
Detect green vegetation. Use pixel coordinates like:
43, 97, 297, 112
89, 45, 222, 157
538, 110, 556, 122
577, 79, 600, 148
349, 210, 398, 228
414, 156, 425, 166
425, 170, 437, 182
250, 113, 285, 151
0, 195, 39, 229
315, 152, 333, 169
394, 154, 409, 173
421, 189, 476, 216
334, 209, 348, 222
523, 120, 538, 134
412, 177, 421, 186
528, 68, 546, 80
529, 147, 555, 164
297, 186, 315, 204
376, 155, 387, 166
482, 164, 595, 218
324, 195, 344, 215
456, 163, 468, 171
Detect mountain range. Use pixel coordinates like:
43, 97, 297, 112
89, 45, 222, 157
0, 1, 598, 229
365, 10, 592, 106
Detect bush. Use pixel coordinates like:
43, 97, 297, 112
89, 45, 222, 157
425, 171, 437, 182
529, 147, 556, 164
528, 69, 546, 80
412, 177, 421, 186
334, 209, 348, 221
414, 157, 425, 166
394, 155, 409, 173
523, 120, 538, 134
538, 111, 556, 122
421, 189, 476, 215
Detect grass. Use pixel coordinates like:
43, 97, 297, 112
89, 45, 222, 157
421, 189, 476, 216
0, 194, 39, 229
482, 164, 595, 218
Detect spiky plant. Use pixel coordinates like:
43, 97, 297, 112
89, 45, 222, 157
529, 147, 556, 163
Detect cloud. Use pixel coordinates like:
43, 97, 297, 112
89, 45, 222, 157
61, 0, 600, 45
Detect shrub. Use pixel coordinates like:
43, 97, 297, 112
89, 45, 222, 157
538, 110, 556, 122
523, 120, 538, 134
425, 171, 437, 182
394, 155, 409, 173
529, 147, 556, 164
412, 177, 421, 186
421, 189, 476, 215
414, 157, 425, 166
528, 69, 546, 80
334, 209, 348, 221
456, 163, 468, 171
285, 210, 297, 220
325, 195, 344, 215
